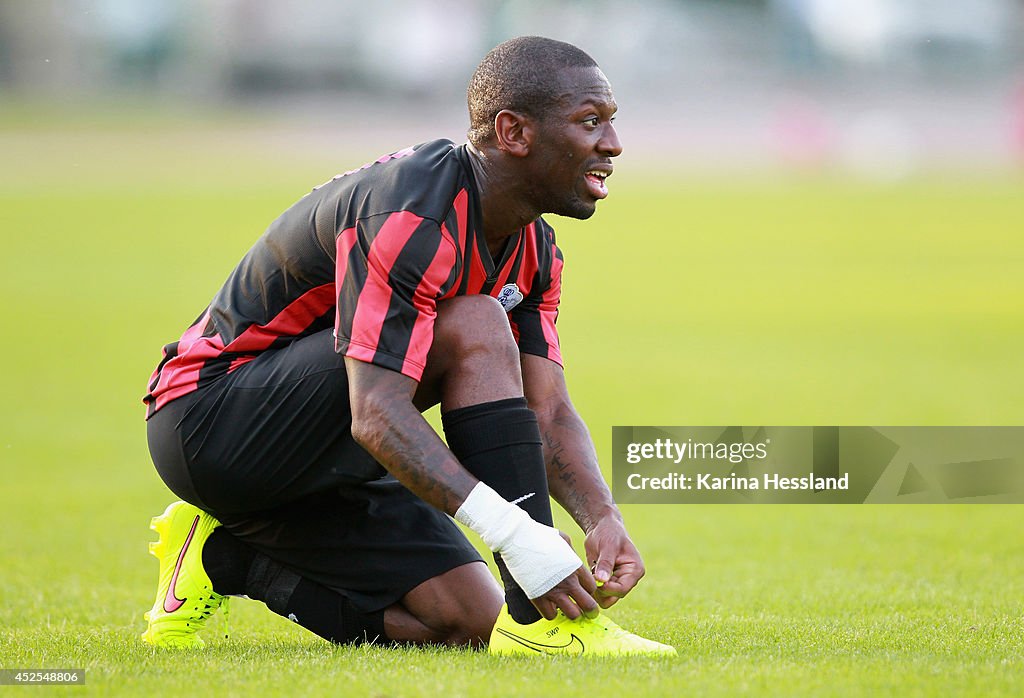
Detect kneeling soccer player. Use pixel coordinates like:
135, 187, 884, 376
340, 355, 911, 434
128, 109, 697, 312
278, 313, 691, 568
140, 36, 674, 657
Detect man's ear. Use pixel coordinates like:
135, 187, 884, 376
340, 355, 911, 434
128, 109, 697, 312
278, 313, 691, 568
493, 110, 534, 157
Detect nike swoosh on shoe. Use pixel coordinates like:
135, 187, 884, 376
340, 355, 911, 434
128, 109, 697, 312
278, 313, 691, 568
494, 628, 585, 653
163, 515, 200, 613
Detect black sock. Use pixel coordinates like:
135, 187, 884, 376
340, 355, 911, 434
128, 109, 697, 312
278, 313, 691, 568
245, 555, 387, 645
202, 529, 386, 645
202, 527, 255, 595
442, 397, 552, 625
281, 579, 387, 646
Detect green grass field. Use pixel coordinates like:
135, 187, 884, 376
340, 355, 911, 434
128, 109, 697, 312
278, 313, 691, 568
1, 111, 1022, 696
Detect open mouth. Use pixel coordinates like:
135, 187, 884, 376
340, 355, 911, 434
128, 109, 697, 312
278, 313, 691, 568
584, 169, 610, 199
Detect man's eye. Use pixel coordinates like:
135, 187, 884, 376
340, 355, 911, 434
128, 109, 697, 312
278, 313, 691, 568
583, 117, 599, 127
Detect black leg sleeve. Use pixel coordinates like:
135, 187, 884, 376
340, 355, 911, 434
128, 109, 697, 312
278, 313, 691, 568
442, 397, 554, 624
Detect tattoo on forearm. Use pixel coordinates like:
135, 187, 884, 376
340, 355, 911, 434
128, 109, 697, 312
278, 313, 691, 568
359, 393, 472, 514
543, 428, 593, 522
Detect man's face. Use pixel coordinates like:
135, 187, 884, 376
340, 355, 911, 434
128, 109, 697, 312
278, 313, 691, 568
530, 66, 622, 220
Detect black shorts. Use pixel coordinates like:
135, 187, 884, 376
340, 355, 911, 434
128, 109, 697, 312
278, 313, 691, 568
146, 327, 482, 612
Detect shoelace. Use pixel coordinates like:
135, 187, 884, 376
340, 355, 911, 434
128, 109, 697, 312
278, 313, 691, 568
187, 589, 224, 627
157, 594, 228, 644
221, 596, 230, 640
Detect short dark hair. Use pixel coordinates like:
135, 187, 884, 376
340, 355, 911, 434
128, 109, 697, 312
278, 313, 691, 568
467, 36, 598, 147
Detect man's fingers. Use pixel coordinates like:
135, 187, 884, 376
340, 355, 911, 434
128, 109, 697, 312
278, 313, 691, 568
544, 588, 584, 620
535, 572, 600, 621
593, 553, 615, 586
566, 575, 600, 618
610, 567, 643, 594
596, 583, 626, 608
557, 593, 583, 620
532, 596, 557, 621
576, 564, 598, 596
595, 574, 638, 600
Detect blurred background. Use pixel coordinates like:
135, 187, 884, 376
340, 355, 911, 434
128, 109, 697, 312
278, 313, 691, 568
3, 0, 1024, 174
2, 2, 1022, 523
2, 3, 1023, 690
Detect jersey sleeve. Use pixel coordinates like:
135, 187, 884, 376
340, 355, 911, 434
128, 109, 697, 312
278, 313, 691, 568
509, 241, 563, 366
334, 211, 458, 380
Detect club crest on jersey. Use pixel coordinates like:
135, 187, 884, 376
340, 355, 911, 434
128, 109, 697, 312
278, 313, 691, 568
496, 283, 524, 312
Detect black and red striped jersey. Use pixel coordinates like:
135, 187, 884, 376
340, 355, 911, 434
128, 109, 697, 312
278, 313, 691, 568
144, 139, 564, 418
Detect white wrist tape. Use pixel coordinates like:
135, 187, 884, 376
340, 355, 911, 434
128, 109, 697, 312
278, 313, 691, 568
455, 482, 582, 599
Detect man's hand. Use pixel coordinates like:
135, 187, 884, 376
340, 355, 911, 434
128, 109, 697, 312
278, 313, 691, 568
455, 482, 599, 619
530, 530, 599, 621
584, 517, 645, 608
532, 562, 599, 621
520, 355, 647, 610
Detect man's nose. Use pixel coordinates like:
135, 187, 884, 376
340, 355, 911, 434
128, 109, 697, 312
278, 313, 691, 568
599, 122, 623, 157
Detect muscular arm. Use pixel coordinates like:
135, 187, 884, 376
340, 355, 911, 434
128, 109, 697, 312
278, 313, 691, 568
345, 357, 479, 515
346, 354, 599, 618
522, 353, 645, 605
521, 354, 621, 532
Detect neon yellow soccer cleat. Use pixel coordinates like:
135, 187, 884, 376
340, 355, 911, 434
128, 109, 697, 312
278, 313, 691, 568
141, 501, 225, 649
488, 604, 677, 657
